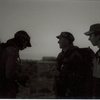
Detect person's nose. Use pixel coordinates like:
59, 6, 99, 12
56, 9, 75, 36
58, 40, 59, 43
88, 36, 91, 40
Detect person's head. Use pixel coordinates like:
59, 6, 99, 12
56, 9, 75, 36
84, 23, 100, 47
14, 30, 31, 50
56, 32, 75, 49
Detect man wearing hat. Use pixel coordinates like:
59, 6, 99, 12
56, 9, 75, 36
54, 32, 88, 98
84, 23, 100, 98
0, 30, 31, 98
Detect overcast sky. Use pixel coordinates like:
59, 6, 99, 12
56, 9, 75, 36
0, 0, 100, 60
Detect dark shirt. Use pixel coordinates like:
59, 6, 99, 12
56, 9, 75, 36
57, 46, 82, 79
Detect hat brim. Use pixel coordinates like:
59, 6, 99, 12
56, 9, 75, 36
27, 42, 32, 47
56, 35, 60, 39
84, 31, 94, 36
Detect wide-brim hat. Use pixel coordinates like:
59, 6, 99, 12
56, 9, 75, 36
84, 23, 100, 35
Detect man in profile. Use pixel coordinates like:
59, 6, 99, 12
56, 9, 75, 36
54, 31, 94, 98
84, 23, 100, 98
0, 30, 31, 98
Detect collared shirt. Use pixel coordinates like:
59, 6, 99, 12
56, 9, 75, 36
93, 50, 100, 78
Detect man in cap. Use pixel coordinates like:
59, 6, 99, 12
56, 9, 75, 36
0, 30, 31, 98
54, 31, 89, 98
84, 23, 100, 98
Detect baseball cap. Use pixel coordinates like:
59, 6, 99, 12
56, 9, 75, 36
84, 23, 100, 36
56, 32, 75, 42
15, 30, 31, 47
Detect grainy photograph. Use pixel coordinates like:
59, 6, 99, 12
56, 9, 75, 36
0, 0, 100, 99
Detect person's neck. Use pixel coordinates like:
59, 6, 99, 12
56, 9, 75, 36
62, 44, 73, 52
62, 48, 69, 52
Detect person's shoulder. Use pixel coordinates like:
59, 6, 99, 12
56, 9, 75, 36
5, 46, 19, 56
78, 47, 95, 57
72, 47, 95, 60
6, 46, 18, 52
69, 46, 80, 54
69, 46, 82, 58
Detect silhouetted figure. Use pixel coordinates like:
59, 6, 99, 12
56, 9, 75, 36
84, 23, 100, 98
0, 30, 31, 98
54, 32, 94, 99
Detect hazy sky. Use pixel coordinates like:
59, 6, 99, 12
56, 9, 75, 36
0, 0, 100, 60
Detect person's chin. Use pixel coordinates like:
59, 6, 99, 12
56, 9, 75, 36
92, 43, 96, 46
20, 47, 26, 50
59, 46, 62, 49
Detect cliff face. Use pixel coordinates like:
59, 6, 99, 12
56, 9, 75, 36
16, 60, 56, 99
